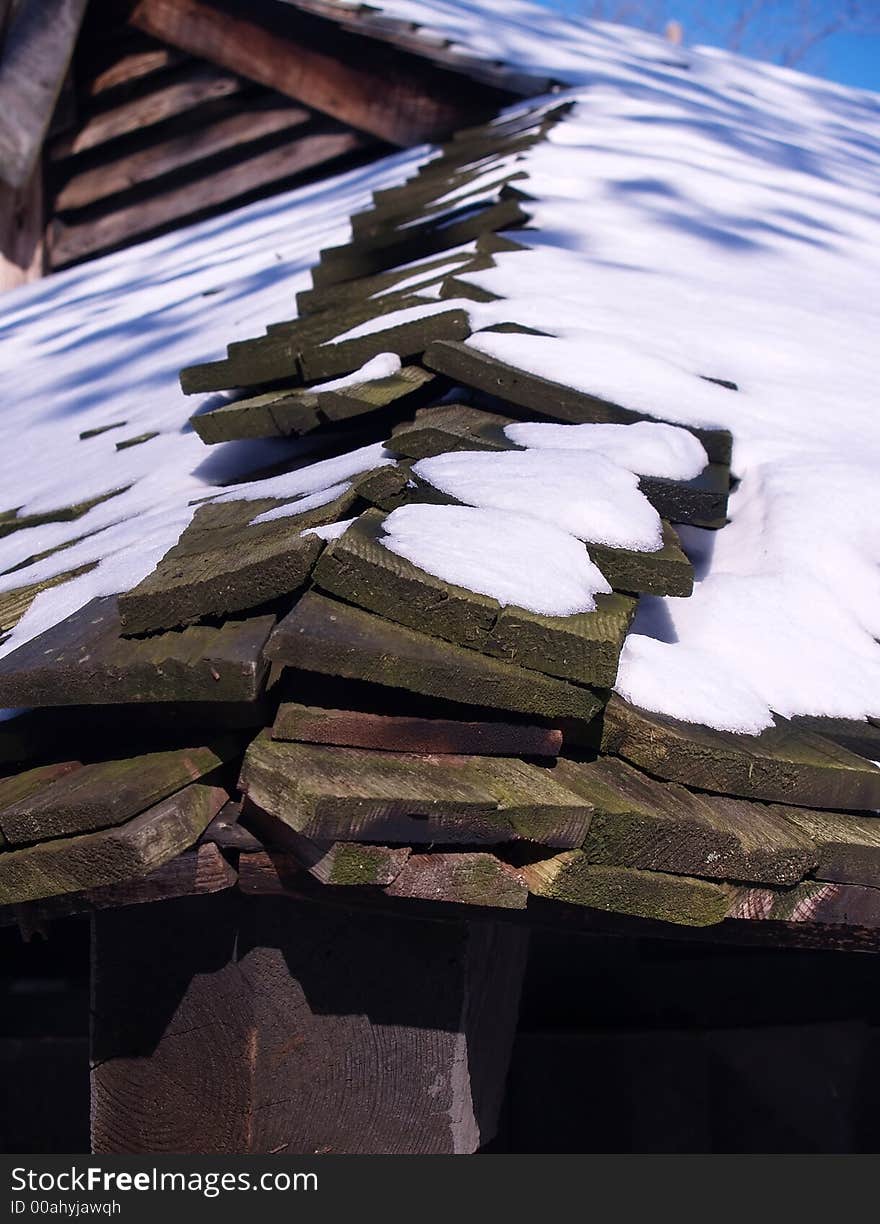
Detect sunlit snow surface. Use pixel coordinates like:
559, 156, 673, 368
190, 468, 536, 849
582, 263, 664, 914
2, 3, 879, 735
0, 151, 426, 656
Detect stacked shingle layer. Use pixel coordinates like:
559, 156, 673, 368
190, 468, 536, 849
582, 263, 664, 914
2, 99, 880, 936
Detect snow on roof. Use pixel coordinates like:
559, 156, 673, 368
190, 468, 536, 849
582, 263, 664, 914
3, 12, 880, 928
1, 14, 879, 742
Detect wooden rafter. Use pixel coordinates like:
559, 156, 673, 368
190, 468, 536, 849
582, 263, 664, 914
128, 0, 515, 147
0, 0, 88, 189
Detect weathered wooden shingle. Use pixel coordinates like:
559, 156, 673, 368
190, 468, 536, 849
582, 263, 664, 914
601, 696, 880, 811
424, 340, 732, 465
267, 589, 604, 723
240, 732, 591, 846
0, 597, 274, 706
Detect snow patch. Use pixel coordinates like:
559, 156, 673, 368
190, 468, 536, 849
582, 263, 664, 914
411, 449, 663, 551
380, 503, 612, 616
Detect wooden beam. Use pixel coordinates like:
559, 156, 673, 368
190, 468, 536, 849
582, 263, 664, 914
0, 163, 42, 292
128, 0, 513, 147
0, 0, 88, 189
53, 98, 312, 212
91, 892, 529, 1153
50, 63, 244, 159
49, 125, 370, 267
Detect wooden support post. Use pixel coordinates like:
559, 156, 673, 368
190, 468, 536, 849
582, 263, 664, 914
0, 164, 42, 293
91, 892, 529, 1154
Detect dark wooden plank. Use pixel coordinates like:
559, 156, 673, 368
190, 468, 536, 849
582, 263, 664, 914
50, 62, 243, 158
388, 401, 514, 459
240, 732, 591, 847
0, 0, 88, 189
520, 852, 733, 927
424, 341, 733, 466
129, 0, 514, 147
272, 701, 563, 757
53, 97, 313, 211
180, 292, 456, 393
267, 590, 604, 723
789, 716, 880, 762
91, 892, 528, 1153
1, 841, 236, 932
191, 364, 438, 444
601, 695, 880, 812
199, 799, 262, 852
294, 250, 495, 317
117, 498, 326, 635
0, 596, 274, 706
234, 846, 880, 952
313, 508, 636, 686
0, 781, 227, 905
86, 45, 186, 97
553, 755, 819, 886
297, 307, 472, 381
386, 851, 528, 909
49, 126, 368, 266
777, 808, 880, 888
0, 740, 236, 844
309, 198, 527, 289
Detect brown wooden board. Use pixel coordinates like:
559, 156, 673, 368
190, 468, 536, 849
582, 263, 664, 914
129, 0, 517, 149
313, 508, 635, 685
53, 97, 313, 211
239, 733, 591, 847
0, 596, 274, 706
0, 842, 236, 932
191, 364, 438, 443
51, 62, 244, 159
117, 497, 328, 634
552, 755, 819, 886
267, 590, 604, 723
423, 340, 732, 466
0, 741, 236, 845
272, 702, 563, 757
0, 781, 226, 905
385, 851, 528, 909
50, 126, 368, 267
601, 696, 880, 812
520, 852, 733, 927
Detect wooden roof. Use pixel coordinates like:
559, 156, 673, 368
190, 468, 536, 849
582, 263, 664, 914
2, 91, 880, 951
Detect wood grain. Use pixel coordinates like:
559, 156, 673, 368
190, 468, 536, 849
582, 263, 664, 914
91, 892, 528, 1153
266, 590, 604, 723
0, 595, 274, 706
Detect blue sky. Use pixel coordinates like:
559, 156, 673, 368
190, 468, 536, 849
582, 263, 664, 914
538, 2, 880, 92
